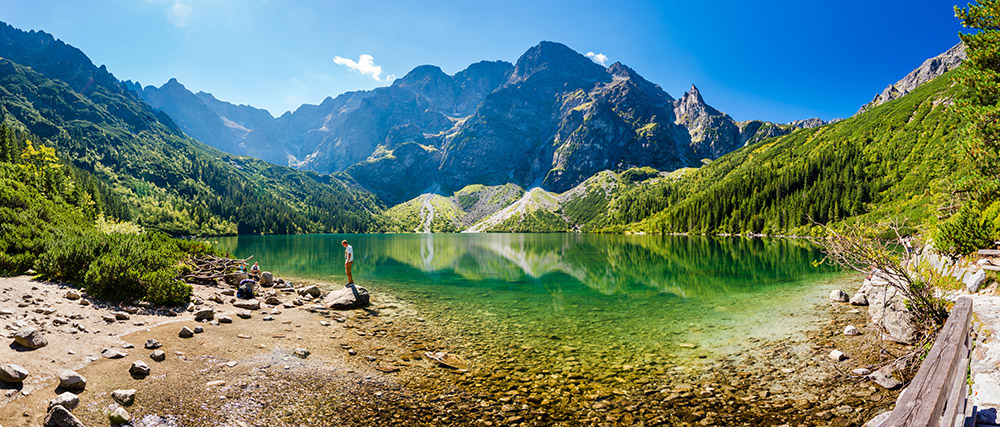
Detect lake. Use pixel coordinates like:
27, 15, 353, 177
214, 233, 848, 369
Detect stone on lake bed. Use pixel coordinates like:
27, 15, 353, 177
219, 316, 233, 323
425, 351, 469, 370
844, 325, 860, 336
869, 366, 902, 389
108, 406, 131, 424
194, 326, 204, 334
678, 343, 697, 349
237, 311, 252, 319
150, 350, 166, 362
0, 363, 29, 383
830, 290, 849, 302
64, 291, 80, 300
851, 368, 872, 376
293, 348, 310, 359
112, 389, 136, 406
14, 326, 48, 349
58, 370, 86, 391
179, 326, 195, 338
48, 391, 80, 411
829, 350, 846, 361
144, 339, 162, 349
206, 380, 226, 387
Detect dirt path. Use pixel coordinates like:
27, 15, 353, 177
418, 194, 435, 233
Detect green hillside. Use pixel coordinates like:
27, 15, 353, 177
593, 71, 963, 235
0, 58, 386, 235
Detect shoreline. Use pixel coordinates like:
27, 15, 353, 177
0, 272, 898, 426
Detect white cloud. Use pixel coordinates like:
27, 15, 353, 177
333, 54, 389, 81
585, 51, 609, 66
166, 1, 192, 28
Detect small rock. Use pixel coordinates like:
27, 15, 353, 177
48, 391, 80, 411
193, 326, 204, 334
851, 368, 872, 376
194, 308, 214, 321
144, 339, 162, 349
121, 342, 135, 349
63, 291, 80, 300
262, 315, 274, 321
260, 272, 274, 287
206, 380, 226, 387
101, 314, 116, 323
108, 406, 131, 424
218, 316, 233, 323
298, 285, 321, 298
265, 296, 282, 305
179, 326, 195, 338
129, 360, 150, 377
869, 366, 902, 389
44, 404, 85, 427
150, 350, 166, 362
58, 370, 86, 391
829, 290, 849, 303
113, 312, 129, 321
112, 389, 136, 406
78, 300, 90, 306
293, 348, 310, 359
102, 348, 127, 359
221, 289, 235, 296
233, 299, 260, 310
829, 350, 846, 361
13, 326, 48, 349
237, 311, 252, 319
844, 325, 860, 336
0, 363, 29, 383
849, 293, 868, 306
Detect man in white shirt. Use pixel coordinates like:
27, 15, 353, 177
342, 240, 354, 286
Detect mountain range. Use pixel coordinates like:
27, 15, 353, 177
0, 18, 966, 236
129, 41, 830, 204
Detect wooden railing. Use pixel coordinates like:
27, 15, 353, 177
879, 297, 974, 427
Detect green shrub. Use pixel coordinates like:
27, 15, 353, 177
936, 201, 995, 255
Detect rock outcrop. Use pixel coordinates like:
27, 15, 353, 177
858, 43, 965, 114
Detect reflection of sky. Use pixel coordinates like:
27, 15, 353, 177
214, 233, 839, 300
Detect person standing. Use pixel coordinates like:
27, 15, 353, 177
342, 239, 354, 286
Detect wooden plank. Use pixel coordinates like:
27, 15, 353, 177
942, 332, 971, 427
880, 297, 973, 427
977, 249, 1000, 256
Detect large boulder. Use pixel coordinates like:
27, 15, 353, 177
44, 404, 85, 427
14, 326, 48, 349
227, 271, 249, 285
58, 370, 86, 391
0, 363, 28, 383
866, 282, 917, 344
965, 269, 988, 293
259, 272, 274, 287
323, 285, 371, 310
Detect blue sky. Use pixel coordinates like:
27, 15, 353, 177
0, 0, 965, 122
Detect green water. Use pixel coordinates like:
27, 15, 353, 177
214, 233, 848, 367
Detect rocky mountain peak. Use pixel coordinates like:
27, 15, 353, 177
857, 42, 965, 114
507, 41, 609, 86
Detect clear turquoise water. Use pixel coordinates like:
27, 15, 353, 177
213, 233, 848, 367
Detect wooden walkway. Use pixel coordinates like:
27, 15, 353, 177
878, 297, 975, 427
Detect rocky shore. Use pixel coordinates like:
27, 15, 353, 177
0, 272, 903, 426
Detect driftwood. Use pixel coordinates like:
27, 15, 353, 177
180, 254, 253, 285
